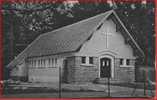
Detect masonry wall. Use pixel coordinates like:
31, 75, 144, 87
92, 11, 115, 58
72, 19, 136, 83
66, 56, 99, 83
66, 56, 135, 83
74, 56, 99, 83
27, 55, 67, 83
110, 58, 135, 83
28, 67, 59, 83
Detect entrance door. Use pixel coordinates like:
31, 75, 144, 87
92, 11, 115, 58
100, 57, 111, 78
63, 59, 68, 83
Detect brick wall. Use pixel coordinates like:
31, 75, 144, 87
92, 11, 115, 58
112, 58, 135, 83
66, 56, 99, 83
66, 56, 135, 83
28, 67, 59, 83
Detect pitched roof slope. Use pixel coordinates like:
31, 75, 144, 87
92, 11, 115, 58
7, 10, 112, 68
7, 10, 145, 68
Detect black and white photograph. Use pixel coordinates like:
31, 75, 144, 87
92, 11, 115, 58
2, 0, 156, 98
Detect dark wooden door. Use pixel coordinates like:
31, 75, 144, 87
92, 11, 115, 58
63, 59, 68, 83
100, 57, 111, 78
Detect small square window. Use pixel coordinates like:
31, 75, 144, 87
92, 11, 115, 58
89, 57, 94, 64
126, 59, 130, 65
43, 60, 45, 67
55, 58, 57, 64
38, 60, 40, 66
48, 58, 51, 65
55, 58, 57, 67
81, 57, 86, 64
120, 59, 123, 65
41, 59, 43, 66
34, 60, 36, 67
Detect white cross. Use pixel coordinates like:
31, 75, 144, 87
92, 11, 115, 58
102, 31, 112, 48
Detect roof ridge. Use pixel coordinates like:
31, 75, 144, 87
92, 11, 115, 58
7, 10, 113, 68
41, 10, 113, 37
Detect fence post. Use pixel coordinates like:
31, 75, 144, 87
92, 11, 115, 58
108, 77, 110, 97
143, 71, 146, 96
59, 67, 61, 98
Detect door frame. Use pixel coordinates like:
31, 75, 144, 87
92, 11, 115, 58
99, 54, 114, 78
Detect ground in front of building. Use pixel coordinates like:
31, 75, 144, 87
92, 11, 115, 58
3, 82, 155, 98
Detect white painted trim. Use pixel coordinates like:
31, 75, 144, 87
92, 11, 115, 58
120, 65, 134, 68
80, 64, 96, 67
98, 50, 117, 57
86, 57, 89, 64
99, 55, 114, 78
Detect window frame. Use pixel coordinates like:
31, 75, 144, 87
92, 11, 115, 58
120, 58, 123, 65
89, 57, 94, 64
126, 59, 130, 65
54, 58, 57, 67
80, 56, 96, 67
81, 56, 86, 64
120, 58, 134, 67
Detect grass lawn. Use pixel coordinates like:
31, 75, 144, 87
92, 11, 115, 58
2, 82, 155, 98
3, 91, 155, 98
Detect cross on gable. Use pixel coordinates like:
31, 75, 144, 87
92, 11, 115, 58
103, 32, 113, 36
101, 27, 113, 36
101, 31, 113, 48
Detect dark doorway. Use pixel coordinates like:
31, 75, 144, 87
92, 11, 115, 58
62, 59, 68, 83
100, 57, 111, 78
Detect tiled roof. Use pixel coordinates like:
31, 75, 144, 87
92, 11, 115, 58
7, 10, 112, 68
7, 10, 144, 68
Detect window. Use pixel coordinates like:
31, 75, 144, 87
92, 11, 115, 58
38, 60, 40, 67
40, 59, 42, 67
89, 57, 94, 64
51, 58, 54, 67
34, 60, 36, 67
54, 58, 57, 67
32, 60, 34, 67
81, 57, 86, 64
43, 60, 45, 67
30, 61, 32, 67
55, 58, 57, 64
120, 59, 123, 65
126, 59, 130, 65
41, 59, 43, 67
48, 58, 51, 67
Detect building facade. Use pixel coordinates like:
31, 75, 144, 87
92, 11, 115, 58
7, 10, 144, 83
